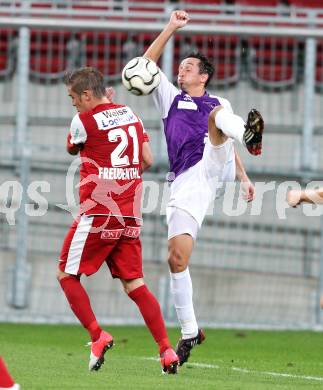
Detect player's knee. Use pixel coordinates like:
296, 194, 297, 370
56, 269, 63, 282
167, 246, 186, 272
56, 268, 69, 282
121, 278, 145, 295
208, 105, 223, 122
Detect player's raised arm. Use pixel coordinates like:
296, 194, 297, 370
144, 10, 189, 63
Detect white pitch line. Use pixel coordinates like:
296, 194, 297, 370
231, 367, 323, 382
143, 357, 323, 382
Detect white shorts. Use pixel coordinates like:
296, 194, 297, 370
166, 138, 235, 233
167, 207, 199, 240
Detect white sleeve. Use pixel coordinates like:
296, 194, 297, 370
217, 96, 234, 114
152, 70, 180, 119
70, 114, 87, 144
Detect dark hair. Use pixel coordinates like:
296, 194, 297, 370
64, 67, 106, 98
182, 52, 214, 87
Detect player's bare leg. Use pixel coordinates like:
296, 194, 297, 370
168, 234, 193, 274
168, 234, 205, 366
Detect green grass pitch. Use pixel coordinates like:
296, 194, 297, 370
1, 323, 323, 389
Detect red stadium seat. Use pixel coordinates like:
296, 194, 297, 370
288, 0, 323, 7
29, 2, 69, 19
315, 41, 323, 92
182, 0, 222, 5
234, 0, 280, 22
316, 68, 323, 84
253, 64, 294, 82
0, 29, 17, 78
247, 37, 298, 89
71, 2, 111, 19
183, 0, 223, 22
29, 30, 80, 81
173, 35, 241, 86
235, 0, 279, 5
288, 0, 323, 20
29, 2, 52, 9
80, 32, 138, 82
234, 1, 298, 89
72, 0, 165, 22
130, 32, 160, 54
128, 0, 165, 13
289, 0, 323, 90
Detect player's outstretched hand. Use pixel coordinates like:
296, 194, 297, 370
169, 10, 189, 30
241, 178, 255, 202
286, 190, 302, 207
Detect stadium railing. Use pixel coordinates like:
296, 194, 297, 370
2, 1, 323, 88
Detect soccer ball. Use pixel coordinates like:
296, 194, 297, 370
121, 57, 161, 96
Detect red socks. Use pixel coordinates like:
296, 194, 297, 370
60, 277, 170, 353
0, 357, 15, 388
128, 285, 171, 355
59, 276, 102, 342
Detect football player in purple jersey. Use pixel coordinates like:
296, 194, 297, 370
143, 10, 264, 366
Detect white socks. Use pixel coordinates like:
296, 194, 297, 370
215, 108, 245, 145
170, 268, 198, 339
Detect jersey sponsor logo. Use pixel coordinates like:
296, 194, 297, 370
123, 226, 140, 238
100, 226, 140, 240
98, 167, 141, 180
94, 107, 138, 130
101, 229, 124, 240
183, 94, 193, 102
177, 100, 198, 110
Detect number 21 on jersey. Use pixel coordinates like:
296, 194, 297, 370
108, 125, 139, 168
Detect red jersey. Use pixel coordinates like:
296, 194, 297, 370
67, 103, 149, 220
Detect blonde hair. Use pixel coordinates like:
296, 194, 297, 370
64, 67, 106, 98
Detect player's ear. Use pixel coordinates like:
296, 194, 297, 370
200, 73, 208, 85
82, 89, 92, 101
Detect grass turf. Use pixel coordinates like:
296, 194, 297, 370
1, 324, 323, 389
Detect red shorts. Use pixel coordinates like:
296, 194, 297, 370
59, 215, 143, 279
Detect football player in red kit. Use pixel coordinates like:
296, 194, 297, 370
57, 67, 178, 374
0, 357, 20, 389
